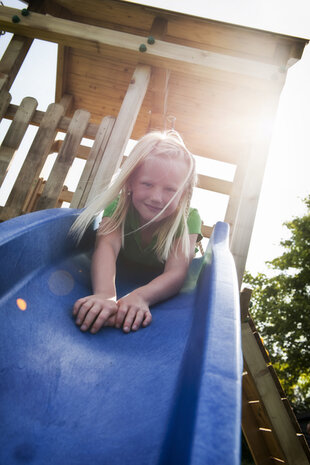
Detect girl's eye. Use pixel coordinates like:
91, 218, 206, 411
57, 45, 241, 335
166, 187, 177, 193
142, 182, 152, 187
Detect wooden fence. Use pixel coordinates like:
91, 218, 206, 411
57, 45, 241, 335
0, 91, 233, 238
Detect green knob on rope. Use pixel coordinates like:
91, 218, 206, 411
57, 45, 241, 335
12, 15, 20, 23
147, 36, 155, 45
21, 8, 30, 16
139, 44, 147, 53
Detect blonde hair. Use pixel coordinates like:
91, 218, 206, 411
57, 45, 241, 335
70, 131, 196, 262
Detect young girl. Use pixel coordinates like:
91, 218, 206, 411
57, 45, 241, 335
71, 131, 202, 334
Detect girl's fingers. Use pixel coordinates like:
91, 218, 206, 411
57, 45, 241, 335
142, 311, 152, 327
90, 308, 115, 334
132, 310, 145, 331
123, 308, 138, 333
115, 304, 128, 329
104, 314, 117, 327
80, 303, 102, 331
73, 297, 88, 316
75, 299, 93, 325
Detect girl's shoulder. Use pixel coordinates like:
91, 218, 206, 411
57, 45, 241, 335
187, 207, 201, 234
102, 197, 119, 218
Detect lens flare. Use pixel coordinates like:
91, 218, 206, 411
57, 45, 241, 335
16, 298, 27, 311
48, 270, 74, 296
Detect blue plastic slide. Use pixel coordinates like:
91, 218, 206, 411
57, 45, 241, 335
0, 209, 242, 465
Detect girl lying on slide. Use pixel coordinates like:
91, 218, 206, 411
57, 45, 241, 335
71, 131, 201, 334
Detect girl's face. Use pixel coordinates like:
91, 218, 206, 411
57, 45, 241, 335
129, 155, 189, 226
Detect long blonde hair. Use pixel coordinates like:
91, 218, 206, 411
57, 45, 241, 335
70, 131, 196, 261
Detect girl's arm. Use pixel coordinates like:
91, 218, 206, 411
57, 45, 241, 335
73, 218, 122, 334
116, 234, 198, 332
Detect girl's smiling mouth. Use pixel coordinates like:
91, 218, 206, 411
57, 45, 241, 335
145, 204, 163, 213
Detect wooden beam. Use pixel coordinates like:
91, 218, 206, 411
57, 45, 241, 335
87, 64, 151, 202
0, 34, 33, 91
197, 174, 232, 195
0, 6, 286, 82
3, 103, 100, 139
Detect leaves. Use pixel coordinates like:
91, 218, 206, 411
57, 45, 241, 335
244, 195, 310, 412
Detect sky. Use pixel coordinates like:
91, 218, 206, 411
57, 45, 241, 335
0, 0, 309, 275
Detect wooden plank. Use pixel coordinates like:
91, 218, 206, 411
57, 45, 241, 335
70, 115, 115, 208
242, 320, 310, 465
0, 102, 67, 221
0, 34, 33, 91
35, 109, 90, 211
0, 96, 38, 187
87, 64, 151, 202
242, 367, 288, 462
0, 6, 287, 82
242, 384, 275, 465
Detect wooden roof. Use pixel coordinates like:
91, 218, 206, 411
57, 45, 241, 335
32, 0, 306, 163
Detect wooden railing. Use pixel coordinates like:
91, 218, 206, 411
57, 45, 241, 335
0, 92, 232, 237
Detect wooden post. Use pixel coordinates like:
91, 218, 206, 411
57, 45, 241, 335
229, 94, 281, 287
0, 96, 38, 187
224, 150, 248, 244
70, 116, 115, 209
87, 64, 151, 203
0, 35, 33, 92
35, 109, 90, 211
0, 97, 71, 221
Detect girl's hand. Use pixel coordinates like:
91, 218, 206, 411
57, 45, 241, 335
73, 294, 118, 334
116, 292, 152, 333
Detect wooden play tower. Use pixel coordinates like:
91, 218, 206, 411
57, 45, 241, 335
0, 1, 309, 463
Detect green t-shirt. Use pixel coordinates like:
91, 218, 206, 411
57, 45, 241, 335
101, 198, 202, 268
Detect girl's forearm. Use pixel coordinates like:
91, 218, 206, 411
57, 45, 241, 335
133, 268, 188, 306
91, 242, 118, 299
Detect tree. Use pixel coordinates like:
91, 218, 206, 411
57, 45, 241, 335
244, 196, 310, 412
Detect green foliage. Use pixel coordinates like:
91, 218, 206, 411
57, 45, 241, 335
244, 196, 310, 412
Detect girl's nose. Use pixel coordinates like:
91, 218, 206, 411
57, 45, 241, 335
149, 187, 163, 204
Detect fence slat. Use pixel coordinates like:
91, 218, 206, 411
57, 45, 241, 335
35, 109, 90, 211
70, 115, 115, 209
0, 97, 38, 187
0, 102, 66, 221
0, 90, 11, 122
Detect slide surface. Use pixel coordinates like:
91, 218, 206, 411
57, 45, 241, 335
0, 209, 242, 465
